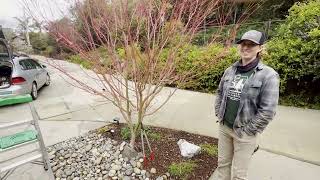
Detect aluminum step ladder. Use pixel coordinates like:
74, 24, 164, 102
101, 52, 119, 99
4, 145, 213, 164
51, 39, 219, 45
0, 102, 54, 180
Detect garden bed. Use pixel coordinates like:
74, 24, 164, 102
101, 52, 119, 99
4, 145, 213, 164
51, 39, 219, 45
48, 123, 218, 180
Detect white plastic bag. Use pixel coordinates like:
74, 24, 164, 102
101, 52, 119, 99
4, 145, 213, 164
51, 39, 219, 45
177, 139, 201, 158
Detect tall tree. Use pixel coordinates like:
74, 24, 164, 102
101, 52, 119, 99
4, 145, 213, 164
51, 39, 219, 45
14, 9, 33, 46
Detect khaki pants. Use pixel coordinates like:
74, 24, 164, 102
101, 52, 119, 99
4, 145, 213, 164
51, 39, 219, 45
213, 124, 258, 180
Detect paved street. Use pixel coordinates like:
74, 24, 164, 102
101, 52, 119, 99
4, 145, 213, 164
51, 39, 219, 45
0, 57, 320, 179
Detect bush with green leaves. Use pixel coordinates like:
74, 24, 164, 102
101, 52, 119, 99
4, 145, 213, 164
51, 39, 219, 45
29, 32, 62, 57
44, 46, 56, 57
171, 43, 238, 92
120, 125, 132, 140
193, 23, 267, 46
264, 0, 320, 108
67, 46, 125, 70
29, 32, 48, 53
68, 54, 93, 69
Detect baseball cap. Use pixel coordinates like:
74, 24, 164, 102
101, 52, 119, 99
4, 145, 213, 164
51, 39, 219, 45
236, 30, 266, 45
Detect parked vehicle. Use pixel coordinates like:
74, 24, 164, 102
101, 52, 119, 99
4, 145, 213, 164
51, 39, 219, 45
0, 38, 50, 100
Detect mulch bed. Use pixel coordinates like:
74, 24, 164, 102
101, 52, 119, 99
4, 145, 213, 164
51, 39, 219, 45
99, 123, 218, 180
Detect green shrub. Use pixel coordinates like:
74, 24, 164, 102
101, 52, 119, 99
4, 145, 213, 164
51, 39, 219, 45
193, 23, 266, 46
279, 93, 320, 109
148, 132, 162, 141
168, 161, 197, 179
200, 143, 218, 157
196, 45, 238, 92
29, 32, 49, 52
264, 0, 320, 108
44, 46, 56, 57
120, 126, 132, 140
192, 27, 231, 46
171, 43, 238, 92
68, 54, 93, 69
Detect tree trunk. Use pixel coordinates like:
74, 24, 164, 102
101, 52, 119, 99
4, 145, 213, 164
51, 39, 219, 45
130, 114, 143, 148
129, 127, 136, 147
26, 30, 31, 46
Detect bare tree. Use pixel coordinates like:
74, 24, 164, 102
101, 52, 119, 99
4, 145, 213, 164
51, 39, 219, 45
23, 0, 256, 147
14, 7, 34, 46
31, 20, 44, 33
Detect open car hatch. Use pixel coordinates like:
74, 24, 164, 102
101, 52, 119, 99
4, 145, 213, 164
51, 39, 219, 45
0, 27, 13, 89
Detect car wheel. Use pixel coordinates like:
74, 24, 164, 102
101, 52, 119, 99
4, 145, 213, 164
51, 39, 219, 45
44, 74, 50, 86
31, 82, 38, 100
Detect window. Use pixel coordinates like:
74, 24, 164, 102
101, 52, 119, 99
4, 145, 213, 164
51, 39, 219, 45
29, 59, 42, 69
19, 59, 36, 70
26, 59, 37, 69
19, 60, 28, 70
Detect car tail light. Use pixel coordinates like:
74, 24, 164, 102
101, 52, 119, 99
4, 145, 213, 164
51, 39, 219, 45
11, 77, 26, 85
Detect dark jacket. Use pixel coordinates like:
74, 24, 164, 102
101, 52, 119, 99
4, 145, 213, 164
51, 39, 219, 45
215, 61, 280, 137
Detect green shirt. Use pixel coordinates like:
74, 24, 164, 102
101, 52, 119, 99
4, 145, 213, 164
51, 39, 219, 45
224, 69, 254, 128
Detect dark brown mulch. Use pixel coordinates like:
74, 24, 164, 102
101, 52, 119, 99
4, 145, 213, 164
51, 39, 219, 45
99, 123, 218, 180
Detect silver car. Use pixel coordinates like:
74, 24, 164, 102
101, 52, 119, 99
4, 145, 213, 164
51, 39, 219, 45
0, 39, 50, 100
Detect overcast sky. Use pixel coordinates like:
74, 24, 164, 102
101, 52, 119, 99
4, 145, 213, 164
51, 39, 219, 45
0, 0, 74, 29
0, 0, 22, 28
